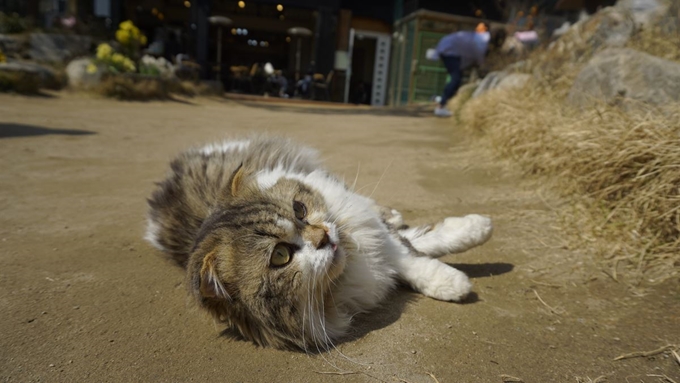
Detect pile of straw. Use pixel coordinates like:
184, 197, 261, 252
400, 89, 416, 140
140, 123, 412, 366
455, 5, 680, 283
460, 84, 679, 283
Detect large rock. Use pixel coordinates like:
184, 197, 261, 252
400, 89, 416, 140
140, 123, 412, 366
0, 34, 28, 58
616, 0, 670, 26
568, 48, 680, 108
0, 61, 63, 89
472, 71, 531, 98
29, 33, 93, 64
544, 6, 635, 67
65, 58, 101, 90
0, 62, 42, 93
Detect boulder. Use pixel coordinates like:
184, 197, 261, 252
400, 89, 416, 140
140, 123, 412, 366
472, 71, 505, 98
0, 61, 63, 89
29, 33, 92, 64
568, 48, 680, 108
65, 58, 101, 90
472, 71, 531, 98
0, 62, 41, 93
496, 73, 532, 91
0, 34, 28, 58
544, 6, 635, 66
616, 0, 670, 26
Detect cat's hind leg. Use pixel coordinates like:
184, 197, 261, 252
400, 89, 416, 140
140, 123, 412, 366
390, 243, 472, 301
399, 214, 492, 258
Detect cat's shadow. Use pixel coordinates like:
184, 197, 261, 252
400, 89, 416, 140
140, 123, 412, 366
447, 262, 514, 279
219, 262, 513, 352
345, 262, 513, 342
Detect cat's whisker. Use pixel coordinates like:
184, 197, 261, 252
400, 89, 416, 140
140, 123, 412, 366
302, 274, 312, 356
350, 162, 361, 191
368, 161, 392, 199
321, 269, 366, 367
313, 275, 345, 371
309, 274, 329, 360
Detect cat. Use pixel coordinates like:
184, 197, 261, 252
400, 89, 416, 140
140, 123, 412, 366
145, 135, 493, 351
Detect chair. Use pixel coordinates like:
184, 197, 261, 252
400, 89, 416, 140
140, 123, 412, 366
311, 70, 333, 101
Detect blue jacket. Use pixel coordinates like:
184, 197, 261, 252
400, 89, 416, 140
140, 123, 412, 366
435, 31, 489, 69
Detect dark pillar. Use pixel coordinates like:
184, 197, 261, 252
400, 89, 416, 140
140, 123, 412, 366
110, 0, 122, 30
313, 7, 337, 76
191, 0, 211, 79
26, 0, 40, 22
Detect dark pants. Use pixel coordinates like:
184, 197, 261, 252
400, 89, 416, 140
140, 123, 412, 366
440, 55, 462, 107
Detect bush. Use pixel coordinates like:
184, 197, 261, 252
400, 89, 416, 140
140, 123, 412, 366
0, 70, 40, 94
115, 20, 147, 59
97, 74, 169, 100
0, 12, 30, 34
94, 43, 136, 73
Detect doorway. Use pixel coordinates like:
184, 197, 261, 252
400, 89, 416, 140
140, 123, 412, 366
344, 29, 391, 106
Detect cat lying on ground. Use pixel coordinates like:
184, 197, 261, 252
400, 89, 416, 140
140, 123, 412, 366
145, 135, 493, 351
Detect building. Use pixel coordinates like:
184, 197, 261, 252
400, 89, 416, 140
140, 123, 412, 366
4, 0, 522, 106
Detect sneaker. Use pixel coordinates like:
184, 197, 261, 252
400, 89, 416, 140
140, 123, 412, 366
434, 107, 453, 117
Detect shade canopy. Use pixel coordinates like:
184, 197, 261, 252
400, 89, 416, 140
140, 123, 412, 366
209, 16, 233, 26
287, 27, 313, 36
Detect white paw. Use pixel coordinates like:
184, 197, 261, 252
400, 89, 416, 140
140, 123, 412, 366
441, 214, 493, 248
385, 208, 404, 228
422, 266, 472, 302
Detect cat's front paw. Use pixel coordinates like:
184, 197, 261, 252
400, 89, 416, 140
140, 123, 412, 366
386, 209, 404, 228
378, 206, 405, 229
422, 266, 472, 302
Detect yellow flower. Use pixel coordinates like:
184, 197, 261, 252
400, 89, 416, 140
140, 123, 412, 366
86, 63, 98, 74
111, 53, 125, 64
96, 43, 113, 59
140, 35, 147, 46
124, 59, 136, 72
119, 20, 134, 31
115, 29, 130, 45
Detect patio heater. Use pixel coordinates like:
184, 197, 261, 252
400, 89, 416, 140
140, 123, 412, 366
209, 15, 233, 81
287, 27, 312, 81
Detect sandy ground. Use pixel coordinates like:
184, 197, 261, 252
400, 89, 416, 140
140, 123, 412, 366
0, 93, 678, 383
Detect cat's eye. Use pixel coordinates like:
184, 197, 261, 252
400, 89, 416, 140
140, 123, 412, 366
293, 201, 307, 221
270, 244, 292, 267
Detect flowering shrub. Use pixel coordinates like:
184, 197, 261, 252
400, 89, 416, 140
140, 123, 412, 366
139, 55, 174, 77
115, 20, 147, 58
92, 43, 136, 73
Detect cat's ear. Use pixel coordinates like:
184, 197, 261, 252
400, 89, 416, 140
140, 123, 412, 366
199, 249, 230, 300
229, 163, 246, 197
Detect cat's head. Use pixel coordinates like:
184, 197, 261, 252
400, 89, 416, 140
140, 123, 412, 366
186, 165, 346, 350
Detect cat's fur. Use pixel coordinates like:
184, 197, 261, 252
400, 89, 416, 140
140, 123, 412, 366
145, 136, 493, 350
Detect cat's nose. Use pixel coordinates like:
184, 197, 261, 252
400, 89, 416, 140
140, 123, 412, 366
316, 230, 330, 249
305, 225, 330, 249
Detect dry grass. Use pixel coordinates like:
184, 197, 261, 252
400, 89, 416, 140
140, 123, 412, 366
627, 0, 680, 62
96, 75, 170, 101
97, 76, 223, 100
459, 84, 680, 284
0, 70, 40, 94
454, 6, 680, 284
628, 26, 680, 62
167, 80, 224, 97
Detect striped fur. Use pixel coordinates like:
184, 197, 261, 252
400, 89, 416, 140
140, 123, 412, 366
145, 135, 493, 350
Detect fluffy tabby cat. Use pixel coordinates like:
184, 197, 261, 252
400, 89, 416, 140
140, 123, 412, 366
145, 136, 493, 350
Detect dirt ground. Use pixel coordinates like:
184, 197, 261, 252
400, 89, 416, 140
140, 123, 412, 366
1, 93, 678, 383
